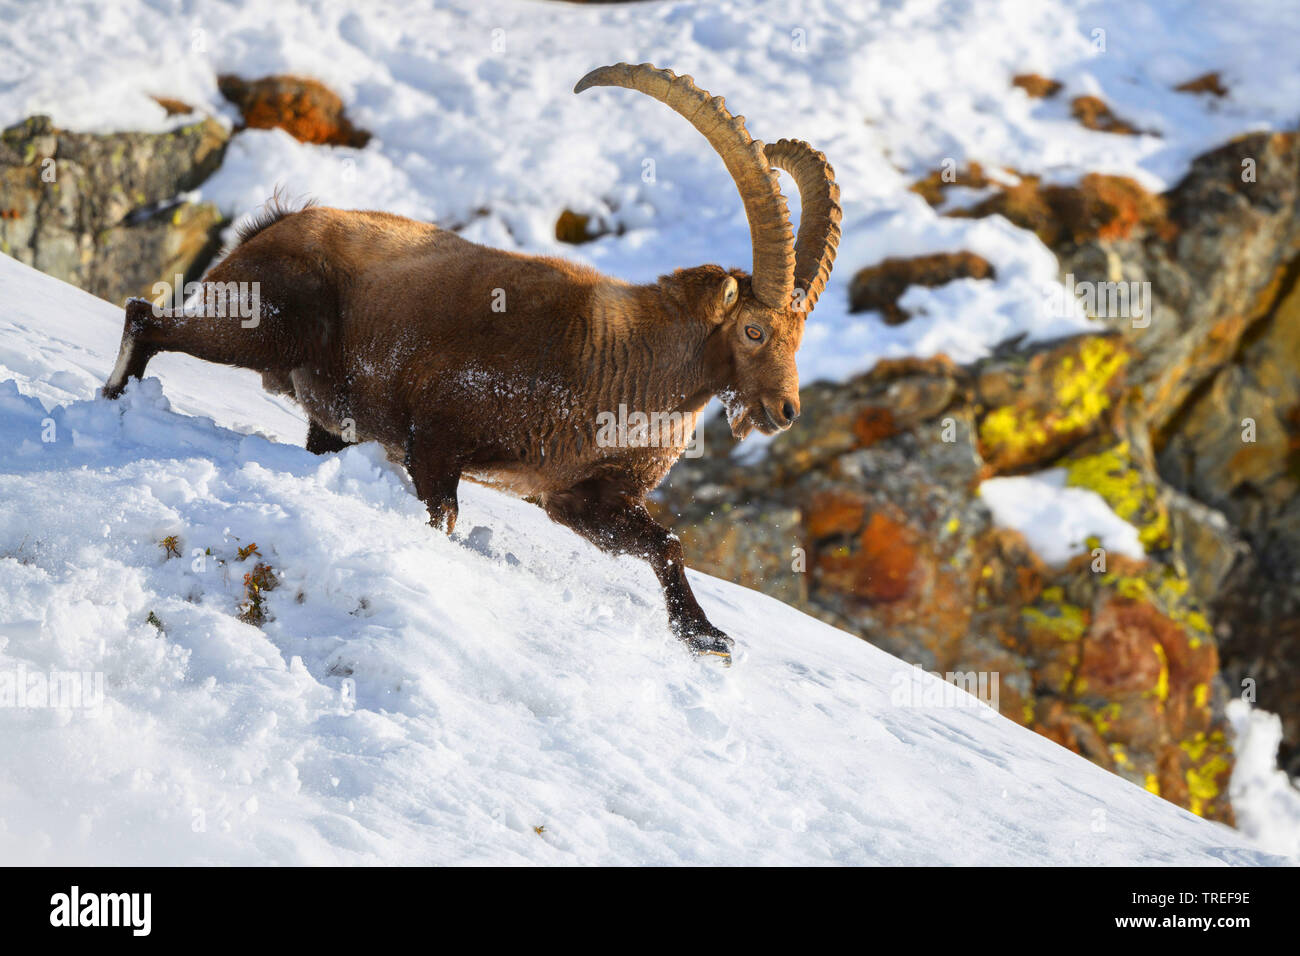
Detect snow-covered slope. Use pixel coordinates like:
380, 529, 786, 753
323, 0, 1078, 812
0, 254, 1286, 865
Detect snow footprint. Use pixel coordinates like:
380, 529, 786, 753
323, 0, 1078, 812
673, 684, 746, 764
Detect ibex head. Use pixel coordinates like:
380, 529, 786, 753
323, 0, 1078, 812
576, 64, 841, 440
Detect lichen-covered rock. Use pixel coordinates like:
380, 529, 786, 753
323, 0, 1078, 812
1056, 133, 1300, 770
1070, 95, 1144, 135
555, 208, 621, 245
1174, 73, 1229, 98
1011, 74, 1062, 98
1157, 256, 1300, 771
1109, 134, 1298, 429
848, 251, 995, 323
217, 74, 370, 148
90, 201, 226, 303
906, 130, 1300, 776
975, 334, 1130, 473
1022, 560, 1232, 819
957, 172, 1172, 247
0, 114, 229, 304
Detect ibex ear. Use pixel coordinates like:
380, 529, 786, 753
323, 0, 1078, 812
720, 275, 739, 311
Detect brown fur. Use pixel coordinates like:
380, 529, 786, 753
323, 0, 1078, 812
104, 203, 808, 656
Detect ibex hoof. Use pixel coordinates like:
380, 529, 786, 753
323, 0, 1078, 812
427, 499, 458, 535
676, 621, 735, 665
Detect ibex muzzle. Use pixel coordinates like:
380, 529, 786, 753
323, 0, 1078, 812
103, 63, 841, 662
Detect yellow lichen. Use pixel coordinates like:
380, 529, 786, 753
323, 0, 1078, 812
1149, 642, 1169, 704
1076, 701, 1122, 735
1185, 754, 1229, 818
1110, 742, 1130, 767
1181, 732, 1209, 762
979, 405, 1047, 457
1112, 574, 1149, 600
1099, 566, 1213, 645
1054, 337, 1129, 427
1021, 601, 1087, 642
1065, 441, 1169, 552
978, 337, 1128, 463
1179, 731, 1230, 817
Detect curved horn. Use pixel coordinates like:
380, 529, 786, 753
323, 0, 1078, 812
764, 139, 841, 314
575, 63, 795, 310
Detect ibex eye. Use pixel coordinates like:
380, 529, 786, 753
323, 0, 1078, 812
745, 325, 764, 342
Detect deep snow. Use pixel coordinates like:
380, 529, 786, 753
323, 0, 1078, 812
0, 251, 1293, 865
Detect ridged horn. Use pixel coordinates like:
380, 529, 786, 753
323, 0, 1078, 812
575, 63, 796, 310
764, 139, 840, 314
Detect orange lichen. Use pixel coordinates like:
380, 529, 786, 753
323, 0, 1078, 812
1012, 73, 1062, 98
1175, 72, 1228, 97
1070, 95, 1142, 135
218, 74, 370, 148
848, 252, 995, 322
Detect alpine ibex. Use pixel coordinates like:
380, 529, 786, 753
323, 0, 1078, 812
103, 63, 841, 661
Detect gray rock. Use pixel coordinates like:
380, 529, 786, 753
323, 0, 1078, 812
0, 114, 230, 306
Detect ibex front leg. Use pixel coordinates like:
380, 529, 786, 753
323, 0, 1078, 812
404, 424, 462, 534
545, 480, 734, 661
306, 421, 353, 455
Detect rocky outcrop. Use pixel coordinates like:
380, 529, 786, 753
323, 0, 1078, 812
1070, 95, 1145, 136
1012, 74, 1062, 99
1058, 133, 1300, 773
848, 252, 995, 324
555, 208, 620, 244
915, 134, 1299, 437
217, 75, 370, 148
0, 115, 229, 305
1076, 133, 1300, 432
1158, 256, 1300, 771
1, 74, 374, 307
1175, 73, 1229, 98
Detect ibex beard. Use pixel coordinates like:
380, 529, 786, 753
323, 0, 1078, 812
102, 63, 840, 663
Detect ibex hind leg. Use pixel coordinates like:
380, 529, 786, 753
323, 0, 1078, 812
103, 299, 159, 399
103, 276, 288, 399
